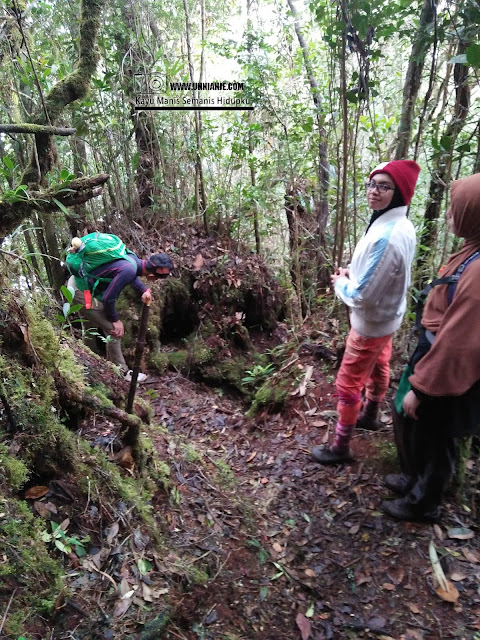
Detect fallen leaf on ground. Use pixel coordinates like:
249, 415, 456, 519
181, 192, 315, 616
387, 567, 404, 584
25, 486, 49, 499
435, 581, 459, 603
34, 501, 57, 518
304, 568, 316, 577
407, 602, 420, 614
433, 524, 444, 540
193, 253, 204, 270
272, 542, 282, 553
106, 522, 119, 544
260, 477, 269, 484
312, 420, 327, 427
113, 596, 133, 618
246, 451, 257, 463
450, 571, 467, 582
462, 548, 480, 563
367, 616, 386, 629
382, 582, 395, 591
448, 527, 474, 540
355, 572, 372, 586
405, 630, 424, 640
115, 447, 135, 472
295, 612, 311, 640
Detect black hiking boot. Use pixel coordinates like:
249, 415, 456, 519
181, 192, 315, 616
384, 473, 412, 495
356, 400, 382, 431
381, 497, 440, 524
311, 445, 354, 465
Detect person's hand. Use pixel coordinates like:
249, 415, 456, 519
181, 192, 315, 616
403, 390, 420, 419
142, 288, 152, 306
331, 267, 350, 287
111, 320, 124, 338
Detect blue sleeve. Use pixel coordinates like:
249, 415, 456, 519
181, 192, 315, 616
335, 233, 400, 308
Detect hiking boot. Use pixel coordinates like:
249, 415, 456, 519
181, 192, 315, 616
124, 370, 148, 384
381, 497, 440, 524
384, 473, 412, 495
356, 400, 382, 431
311, 445, 354, 465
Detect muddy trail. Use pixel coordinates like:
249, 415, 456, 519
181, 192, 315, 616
51, 344, 480, 640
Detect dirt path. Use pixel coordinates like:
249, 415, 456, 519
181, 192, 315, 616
136, 358, 480, 640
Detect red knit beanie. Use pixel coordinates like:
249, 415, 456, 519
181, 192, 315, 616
369, 160, 421, 205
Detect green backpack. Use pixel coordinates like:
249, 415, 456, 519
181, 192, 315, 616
66, 232, 136, 306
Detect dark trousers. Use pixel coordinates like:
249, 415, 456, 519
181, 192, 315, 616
392, 402, 456, 513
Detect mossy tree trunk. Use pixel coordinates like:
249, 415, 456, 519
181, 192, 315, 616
117, 0, 163, 212
0, 0, 107, 242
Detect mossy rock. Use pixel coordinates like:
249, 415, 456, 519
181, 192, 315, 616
246, 380, 290, 417
148, 351, 169, 374
202, 356, 251, 396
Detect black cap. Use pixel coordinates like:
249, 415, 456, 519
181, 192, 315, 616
145, 253, 173, 277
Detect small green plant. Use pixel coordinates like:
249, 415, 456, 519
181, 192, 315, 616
242, 363, 275, 385
1, 184, 30, 204
57, 285, 84, 330
246, 538, 270, 565
41, 520, 90, 557
170, 485, 181, 505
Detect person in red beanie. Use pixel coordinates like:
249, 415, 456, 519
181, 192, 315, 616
312, 160, 420, 464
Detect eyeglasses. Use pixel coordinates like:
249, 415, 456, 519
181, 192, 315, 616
365, 180, 395, 193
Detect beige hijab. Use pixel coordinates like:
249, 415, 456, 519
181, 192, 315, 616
410, 173, 480, 396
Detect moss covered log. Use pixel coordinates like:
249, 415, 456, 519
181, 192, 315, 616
0, 123, 76, 136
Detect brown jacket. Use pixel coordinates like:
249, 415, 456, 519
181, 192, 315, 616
410, 173, 480, 396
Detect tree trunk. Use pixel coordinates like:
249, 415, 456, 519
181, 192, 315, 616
394, 0, 437, 160
416, 44, 470, 286
286, 0, 330, 290
183, 0, 209, 233
23, 229, 41, 277
41, 215, 65, 291
247, 0, 261, 254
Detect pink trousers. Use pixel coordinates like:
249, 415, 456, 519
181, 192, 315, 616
335, 328, 393, 425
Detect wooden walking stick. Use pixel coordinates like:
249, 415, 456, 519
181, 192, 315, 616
126, 299, 151, 414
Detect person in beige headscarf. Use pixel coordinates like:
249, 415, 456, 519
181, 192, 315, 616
382, 172, 480, 523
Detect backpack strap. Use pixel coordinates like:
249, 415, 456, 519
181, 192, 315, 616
414, 250, 480, 333
446, 249, 480, 304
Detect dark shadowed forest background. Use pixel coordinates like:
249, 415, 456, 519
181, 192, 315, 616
1, 0, 480, 639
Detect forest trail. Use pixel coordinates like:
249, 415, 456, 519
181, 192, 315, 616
64, 352, 480, 640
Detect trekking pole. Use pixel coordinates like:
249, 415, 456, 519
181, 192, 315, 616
126, 300, 150, 414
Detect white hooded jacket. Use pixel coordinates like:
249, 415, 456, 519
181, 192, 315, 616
334, 206, 416, 337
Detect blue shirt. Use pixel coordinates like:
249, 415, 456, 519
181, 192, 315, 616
87, 255, 148, 322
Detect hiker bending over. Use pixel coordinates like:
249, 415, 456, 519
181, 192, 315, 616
382, 172, 480, 523
312, 160, 420, 464
67, 239, 172, 382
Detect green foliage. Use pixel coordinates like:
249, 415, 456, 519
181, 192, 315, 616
41, 520, 90, 557
0, 497, 65, 635
247, 537, 270, 565
241, 363, 275, 385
